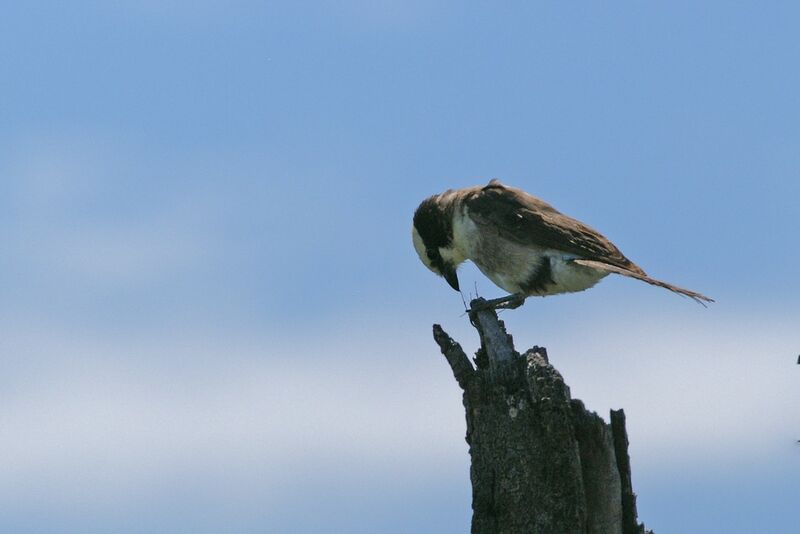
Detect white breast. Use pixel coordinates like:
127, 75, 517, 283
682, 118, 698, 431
454, 207, 608, 296
547, 254, 608, 295
448, 208, 480, 263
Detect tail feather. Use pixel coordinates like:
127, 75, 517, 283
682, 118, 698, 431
573, 259, 714, 306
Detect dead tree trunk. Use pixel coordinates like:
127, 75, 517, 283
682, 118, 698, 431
432, 298, 651, 534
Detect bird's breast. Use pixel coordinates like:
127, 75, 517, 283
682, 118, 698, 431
459, 209, 608, 295
545, 256, 608, 295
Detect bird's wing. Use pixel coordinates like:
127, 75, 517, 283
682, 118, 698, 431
572, 259, 714, 305
465, 180, 645, 274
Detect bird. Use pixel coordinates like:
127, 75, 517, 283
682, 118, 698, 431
412, 179, 713, 310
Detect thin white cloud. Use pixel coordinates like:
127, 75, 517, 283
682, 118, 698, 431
0, 319, 468, 510
539, 311, 800, 473
0, 308, 797, 511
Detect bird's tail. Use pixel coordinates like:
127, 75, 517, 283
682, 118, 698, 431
573, 259, 714, 306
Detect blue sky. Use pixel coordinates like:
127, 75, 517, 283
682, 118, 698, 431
1, 2, 799, 533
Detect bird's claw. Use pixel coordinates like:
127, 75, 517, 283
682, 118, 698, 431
468, 294, 526, 313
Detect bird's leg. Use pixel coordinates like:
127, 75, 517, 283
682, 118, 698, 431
469, 293, 526, 312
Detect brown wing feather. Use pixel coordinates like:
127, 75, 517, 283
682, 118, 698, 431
573, 259, 714, 306
465, 180, 646, 274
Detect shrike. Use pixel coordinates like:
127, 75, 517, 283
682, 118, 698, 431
412, 179, 712, 309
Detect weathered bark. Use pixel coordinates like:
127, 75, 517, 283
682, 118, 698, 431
432, 298, 651, 534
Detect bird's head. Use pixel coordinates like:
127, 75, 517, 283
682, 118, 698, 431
412, 193, 461, 292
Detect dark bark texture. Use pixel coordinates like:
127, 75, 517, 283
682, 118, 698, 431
432, 299, 651, 534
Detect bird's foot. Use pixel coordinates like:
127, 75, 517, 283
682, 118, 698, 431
469, 293, 526, 312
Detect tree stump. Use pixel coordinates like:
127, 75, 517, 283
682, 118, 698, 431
432, 298, 651, 534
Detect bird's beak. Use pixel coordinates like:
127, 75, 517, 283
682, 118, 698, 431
444, 266, 460, 292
